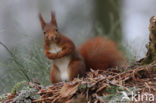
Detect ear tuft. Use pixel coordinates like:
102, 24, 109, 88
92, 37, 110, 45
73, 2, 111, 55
39, 13, 46, 30
51, 11, 57, 27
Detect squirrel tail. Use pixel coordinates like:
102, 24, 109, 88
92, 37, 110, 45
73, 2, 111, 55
79, 36, 125, 71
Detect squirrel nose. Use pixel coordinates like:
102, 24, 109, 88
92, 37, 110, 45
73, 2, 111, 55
52, 35, 57, 41
47, 34, 56, 40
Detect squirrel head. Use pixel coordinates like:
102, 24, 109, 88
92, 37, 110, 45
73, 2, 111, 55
149, 16, 156, 34
39, 11, 60, 42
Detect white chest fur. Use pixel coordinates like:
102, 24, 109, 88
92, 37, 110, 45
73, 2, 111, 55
53, 56, 71, 81
49, 43, 62, 54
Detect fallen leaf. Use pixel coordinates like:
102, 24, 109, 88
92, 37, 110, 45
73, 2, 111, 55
60, 82, 79, 98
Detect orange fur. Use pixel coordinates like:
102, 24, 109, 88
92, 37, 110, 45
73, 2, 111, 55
44, 35, 75, 59
68, 60, 86, 81
39, 11, 125, 83
50, 64, 61, 83
79, 36, 125, 71
39, 12, 86, 83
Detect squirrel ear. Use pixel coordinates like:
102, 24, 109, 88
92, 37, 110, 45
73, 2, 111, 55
150, 16, 156, 23
39, 13, 46, 30
51, 11, 57, 27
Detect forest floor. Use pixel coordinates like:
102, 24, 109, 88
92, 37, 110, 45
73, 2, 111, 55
1, 62, 156, 103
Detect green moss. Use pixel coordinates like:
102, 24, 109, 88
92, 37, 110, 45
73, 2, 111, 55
106, 85, 123, 94
78, 84, 87, 90
11, 81, 26, 95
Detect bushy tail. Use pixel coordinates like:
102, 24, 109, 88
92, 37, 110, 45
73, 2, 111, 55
79, 36, 125, 71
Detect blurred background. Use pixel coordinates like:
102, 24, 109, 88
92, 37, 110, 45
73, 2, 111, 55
0, 0, 156, 93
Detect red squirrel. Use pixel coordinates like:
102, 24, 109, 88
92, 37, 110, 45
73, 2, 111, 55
39, 12, 125, 83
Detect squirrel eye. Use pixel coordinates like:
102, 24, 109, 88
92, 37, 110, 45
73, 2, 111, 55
56, 28, 58, 32
43, 32, 46, 34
